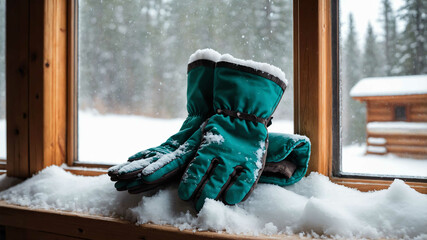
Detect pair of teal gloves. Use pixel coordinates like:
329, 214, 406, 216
108, 49, 311, 211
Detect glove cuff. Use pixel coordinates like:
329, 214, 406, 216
217, 54, 288, 91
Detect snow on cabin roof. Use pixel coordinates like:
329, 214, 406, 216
350, 75, 427, 97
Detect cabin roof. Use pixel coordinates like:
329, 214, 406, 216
350, 75, 427, 98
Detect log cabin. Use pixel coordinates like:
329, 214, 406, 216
351, 75, 427, 158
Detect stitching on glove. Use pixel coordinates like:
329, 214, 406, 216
216, 108, 272, 126
191, 158, 221, 202
215, 165, 244, 203
187, 59, 216, 73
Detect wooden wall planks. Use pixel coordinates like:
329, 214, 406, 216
6, 0, 30, 178
6, 0, 67, 178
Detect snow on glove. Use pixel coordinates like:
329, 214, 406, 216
108, 49, 221, 189
260, 132, 311, 186
178, 54, 287, 211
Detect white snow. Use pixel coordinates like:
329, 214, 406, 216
188, 48, 221, 64
78, 111, 184, 164
141, 143, 189, 175
367, 137, 386, 145
367, 121, 427, 135
219, 54, 288, 86
367, 145, 387, 154
253, 140, 266, 180
350, 75, 427, 97
1, 166, 426, 239
202, 131, 224, 145
117, 157, 154, 175
342, 144, 427, 177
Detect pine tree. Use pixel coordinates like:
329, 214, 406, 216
362, 23, 382, 77
398, 0, 427, 75
380, 0, 399, 75
342, 14, 365, 145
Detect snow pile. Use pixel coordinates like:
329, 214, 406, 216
0, 167, 141, 217
350, 75, 427, 97
367, 121, 427, 135
1, 166, 427, 239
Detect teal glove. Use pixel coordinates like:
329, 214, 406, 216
260, 132, 311, 186
178, 54, 287, 211
115, 132, 311, 193
108, 49, 221, 191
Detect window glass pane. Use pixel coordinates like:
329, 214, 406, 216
78, 0, 293, 164
340, 0, 427, 178
0, 0, 5, 160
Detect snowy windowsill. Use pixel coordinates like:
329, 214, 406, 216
0, 166, 426, 239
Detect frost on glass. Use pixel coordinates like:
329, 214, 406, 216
340, 0, 427, 177
0, 0, 5, 160
78, 0, 293, 164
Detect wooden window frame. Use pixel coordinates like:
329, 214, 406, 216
2, 0, 426, 239
5, 0, 427, 190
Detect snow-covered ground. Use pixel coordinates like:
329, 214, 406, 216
77, 111, 293, 164
1, 112, 426, 178
342, 144, 427, 177
0, 166, 426, 239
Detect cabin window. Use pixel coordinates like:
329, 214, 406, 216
333, 0, 427, 180
0, 0, 5, 166
394, 106, 406, 121
75, 1, 294, 165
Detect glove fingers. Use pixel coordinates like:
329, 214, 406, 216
223, 167, 258, 205
116, 158, 154, 179
193, 159, 233, 211
114, 180, 130, 191
178, 156, 218, 201
108, 162, 131, 178
126, 179, 163, 194
142, 127, 205, 184
141, 144, 198, 183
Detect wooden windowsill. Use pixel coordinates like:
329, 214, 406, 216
0, 201, 305, 240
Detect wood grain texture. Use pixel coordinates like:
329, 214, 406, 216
331, 177, 427, 193
0, 201, 302, 240
294, 0, 332, 176
366, 98, 427, 122
67, 0, 78, 166
6, 226, 83, 240
28, 0, 46, 175
6, 0, 30, 178
43, 0, 67, 169
28, 0, 67, 175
